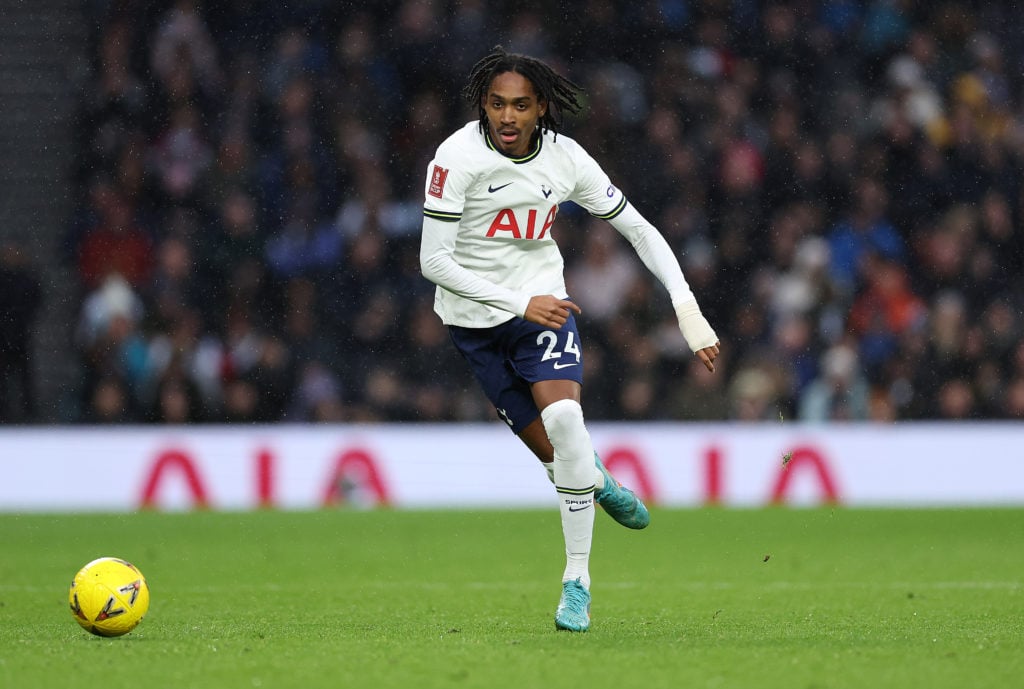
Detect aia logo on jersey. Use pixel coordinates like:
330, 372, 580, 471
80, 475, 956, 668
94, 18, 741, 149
486, 205, 558, 240
428, 165, 449, 198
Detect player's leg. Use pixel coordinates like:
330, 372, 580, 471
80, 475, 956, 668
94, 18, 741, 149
501, 311, 594, 630
518, 415, 592, 487
531, 380, 595, 631
519, 409, 648, 530
448, 322, 594, 628
532, 379, 595, 580
449, 318, 636, 630
517, 417, 553, 465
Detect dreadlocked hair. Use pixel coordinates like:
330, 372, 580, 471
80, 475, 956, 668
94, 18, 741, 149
462, 46, 584, 137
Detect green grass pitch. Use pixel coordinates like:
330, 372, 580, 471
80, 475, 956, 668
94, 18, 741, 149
1, 507, 1021, 689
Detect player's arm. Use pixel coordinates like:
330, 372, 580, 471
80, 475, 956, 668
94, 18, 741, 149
569, 143, 719, 370
419, 214, 531, 317
420, 217, 578, 327
606, 203, 720, 372
419, 151, 534, 318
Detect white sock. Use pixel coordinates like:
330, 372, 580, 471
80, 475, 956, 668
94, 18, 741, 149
543, 455, 606, 492
541, 399, 595, 589
542, 460, 555, 483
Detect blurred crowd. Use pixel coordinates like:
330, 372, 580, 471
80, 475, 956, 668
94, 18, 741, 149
48, 0, 1024, 424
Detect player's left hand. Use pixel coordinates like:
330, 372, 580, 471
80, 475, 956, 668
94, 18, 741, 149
695, 343, 721, 373
675, 300, 720, 372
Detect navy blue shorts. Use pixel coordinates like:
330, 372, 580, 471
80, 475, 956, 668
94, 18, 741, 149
449, 313, 584, 434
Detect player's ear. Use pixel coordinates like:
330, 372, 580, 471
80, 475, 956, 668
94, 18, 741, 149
538, 99, 548, 118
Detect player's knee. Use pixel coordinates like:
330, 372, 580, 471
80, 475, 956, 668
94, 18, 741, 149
540, 399, 586, 446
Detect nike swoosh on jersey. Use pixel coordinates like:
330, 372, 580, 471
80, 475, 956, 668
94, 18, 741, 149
488, 182, 513, 193
552, 361, 578, 369
568, 504, 592, 512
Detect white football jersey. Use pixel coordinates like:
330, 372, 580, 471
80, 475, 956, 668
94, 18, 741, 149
421, 121, 627, 328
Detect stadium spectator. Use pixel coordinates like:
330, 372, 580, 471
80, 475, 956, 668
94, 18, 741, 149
1003, 378, 1024, 419
287, 360, 346, 422
799, 343, 871, 421
85, 376, 135, 423
564, 220, 639, 324
147, 371, 204, 424
827, 176, 905, 296
75, 190, 153, 291
729, 366, 782, 421
75, 274, 147, 410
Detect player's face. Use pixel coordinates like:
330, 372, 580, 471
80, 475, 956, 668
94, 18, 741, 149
483, 71, 547, 157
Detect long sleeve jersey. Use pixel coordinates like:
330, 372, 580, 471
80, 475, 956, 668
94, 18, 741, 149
420, 121, 695, 328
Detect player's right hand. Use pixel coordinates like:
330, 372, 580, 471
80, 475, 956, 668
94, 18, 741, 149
524, 295, 581, 328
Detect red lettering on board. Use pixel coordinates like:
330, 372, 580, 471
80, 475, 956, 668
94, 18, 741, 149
256, 449, 274, 508
770, 446, 840, 504
321, 449, 391, 507
140, 450, 209, 509
704, 445, 723, 505
599, 447, 657, 503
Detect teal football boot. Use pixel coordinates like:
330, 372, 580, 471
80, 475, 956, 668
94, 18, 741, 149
594, 454, 650, 529
554, 578, 591, 632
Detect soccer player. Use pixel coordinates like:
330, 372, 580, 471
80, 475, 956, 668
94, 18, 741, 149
419, 47, 720, 632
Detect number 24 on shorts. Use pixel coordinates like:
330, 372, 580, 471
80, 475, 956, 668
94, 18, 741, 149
537, 330, 580, 368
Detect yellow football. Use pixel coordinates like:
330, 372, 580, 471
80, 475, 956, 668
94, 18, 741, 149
69, 557, 150, 637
